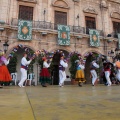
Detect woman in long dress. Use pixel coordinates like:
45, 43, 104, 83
39, 57, 51, 87
75, 60, 86, 87
0, 50, 11, 88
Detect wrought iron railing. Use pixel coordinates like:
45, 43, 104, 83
70, 26, 86, 34
11, 18, 103, 36
111, 32, 119, 38
11, 18, 18, 26
32, 21, 54, 30
85, 27, 104, 36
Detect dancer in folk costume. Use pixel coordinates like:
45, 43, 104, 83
114, 59, 120, 83
39, 57, 51, 87
18, 52, 32, 87
103, 58, 113, 86
90, 59, 99, 86
59, 55, 68, 87
0, 50, 12, 88
75, 60, 86, 87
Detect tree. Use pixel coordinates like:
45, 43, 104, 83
7, 54, 17, 73
69, 53, 79, 79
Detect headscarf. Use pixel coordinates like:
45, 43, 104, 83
42, 57, 47, 61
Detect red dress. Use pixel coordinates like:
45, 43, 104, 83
0, 56, 11, 82
39, 61, 51, 84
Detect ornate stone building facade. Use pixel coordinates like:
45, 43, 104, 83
0, 0, 120, 85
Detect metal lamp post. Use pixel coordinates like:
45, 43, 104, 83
76, 14, 79, 26
3, 41, 9, 53
43, 8, 46, 22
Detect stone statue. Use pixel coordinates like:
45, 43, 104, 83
101, 0, 107, 8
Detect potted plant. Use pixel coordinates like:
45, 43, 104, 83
69, 52, 80, 85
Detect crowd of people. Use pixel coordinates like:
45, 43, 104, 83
1, 49, 120, 88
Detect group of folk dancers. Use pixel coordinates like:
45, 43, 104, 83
0, 50, 68, 88
0, 49, 120, 88
75, 57, 120, 87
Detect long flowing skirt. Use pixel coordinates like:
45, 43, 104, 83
0, 65, 12, 83
39, 68, 51, 84
75, 70, 86, 83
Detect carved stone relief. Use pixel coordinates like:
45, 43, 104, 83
83, 6, 98, 14
101, 0, 108, 8
52, 0, 69, 8
111, 11, 120, 19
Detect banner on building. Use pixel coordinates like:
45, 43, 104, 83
58, 25, 70, 45
18, 20, 32, 40
89, 29, 100, 47
118, 33, 120, 49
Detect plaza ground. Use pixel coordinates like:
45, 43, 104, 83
0, 85, 120, 120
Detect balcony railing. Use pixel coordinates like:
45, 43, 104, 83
11, 18, 103, 36
107, 32, 120, 38
86, 27, 104, 36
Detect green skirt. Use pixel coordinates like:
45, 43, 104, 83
39, 77, 51, 84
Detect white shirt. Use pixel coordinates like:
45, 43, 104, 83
93, 62, 99, 68
78, 64, 85, 69
43, 61, 50, 68
60, 60, 68, 68
21, 57, 31, 66
4, 59, 10, 65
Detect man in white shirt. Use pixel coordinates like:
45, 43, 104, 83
90, 60, 99, 86
18, 53, 32, 87
59, 55, 68, 87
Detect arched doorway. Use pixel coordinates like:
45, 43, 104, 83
51, 49, 69, 85
84, 52, 100, 84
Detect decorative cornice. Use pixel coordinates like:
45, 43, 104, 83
109, 0, 120, 4
111, 11, 120, 19
52, 0, 70, 9
17, 0, 37, 4
73, 0, 80, 2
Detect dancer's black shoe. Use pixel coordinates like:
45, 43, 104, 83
42, 85, 47, 87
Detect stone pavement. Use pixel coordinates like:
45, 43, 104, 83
0, 85, 120, 120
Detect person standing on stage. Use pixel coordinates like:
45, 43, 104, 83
103, 58, 112, 86
39, 57, 51, 87
59, 55, 68, 87
0, 50, 11, 88
75, 60, 86, 87
90, 60, 99, 86
18, 52, 32, 87
114, 59, 120, 83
